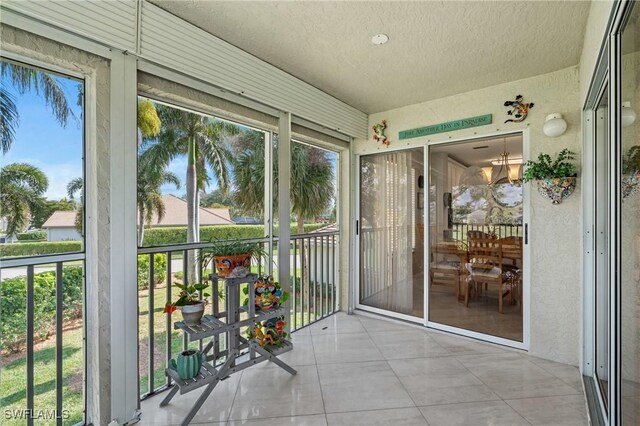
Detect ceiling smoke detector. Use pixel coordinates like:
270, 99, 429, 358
371, 34, 389, 45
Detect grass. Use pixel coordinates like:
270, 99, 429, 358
1, 266, 336, 422
1, 321, 84, 426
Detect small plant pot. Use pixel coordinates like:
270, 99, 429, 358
180, 301, 205, 326
213, 254, 251, 277
622, 172, 640, 199
170, 349, 206, 380
536, 177, 576, 204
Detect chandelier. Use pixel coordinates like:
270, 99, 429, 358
482, 138, 521, 185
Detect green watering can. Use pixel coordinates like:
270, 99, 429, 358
170, 350, 206, 380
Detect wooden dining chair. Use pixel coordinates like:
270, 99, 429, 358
465, 234, 510, 313
498, 236, 523, 311
429, 241, 467, 300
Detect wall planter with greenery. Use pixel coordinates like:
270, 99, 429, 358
523, 149, 578, 204
622, 145, 640, 199
201, 239, 267, 278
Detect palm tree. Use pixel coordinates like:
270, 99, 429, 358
140, 104, 237, 282
233, 132, 335, 234
137, 151, 180, 245
0, 61, 76, 153
66, 99, 168, 244
233, 132, 334, 301
0, 163, 49, 237
66, 177, 84, 233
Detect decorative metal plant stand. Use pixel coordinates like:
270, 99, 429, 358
160, 274, 296, 426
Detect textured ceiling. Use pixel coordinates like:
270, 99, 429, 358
150, 1, 590, 114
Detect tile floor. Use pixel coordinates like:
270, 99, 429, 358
139, 312, 589, 426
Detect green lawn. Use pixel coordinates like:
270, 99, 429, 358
1, 267, 336, 423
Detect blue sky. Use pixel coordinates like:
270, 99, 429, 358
2, 67, 84, 200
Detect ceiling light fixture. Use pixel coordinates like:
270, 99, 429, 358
487, 137, 521, 185
371, 34, 389, 45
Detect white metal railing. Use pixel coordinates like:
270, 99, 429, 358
137, 231, 339, 399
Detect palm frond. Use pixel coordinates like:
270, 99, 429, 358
0, 87, 19, 154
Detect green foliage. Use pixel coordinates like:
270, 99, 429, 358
166, 283, 209, 309
622, 145, 640, 174
200, 189, 241, 218
141, 223, 326, 247
1, 266, 83, 353
137, 253, 168, 289
522, 149, 577, 182
137, 99, 161, 138
232, 133, 335, 221
0, 162, 49, 236
0, 241, 82, 257
15, 230, 47, 241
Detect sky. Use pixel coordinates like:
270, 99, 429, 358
2, 65, 84, 200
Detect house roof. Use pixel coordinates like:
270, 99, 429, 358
42, 195, 234, 229
42, 211, 77, 228
147, 195, 234, 227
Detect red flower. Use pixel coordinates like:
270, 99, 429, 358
165, 304, 177, 314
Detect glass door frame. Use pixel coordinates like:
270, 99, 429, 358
353, 145, 427, 324
353, 128, 531, 351
582, 2, 633, 424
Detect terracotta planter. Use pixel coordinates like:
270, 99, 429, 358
536, 177, 576, 205
213, 254, 251, 277
180, 301, 205, 326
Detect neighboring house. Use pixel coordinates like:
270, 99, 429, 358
42, 211, 82, 241
42, 195, 234, 242
146, 195, 234, 227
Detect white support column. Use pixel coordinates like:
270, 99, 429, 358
109, 51, 139, 425
264, 131, 274, 275
278, 113, 292, 329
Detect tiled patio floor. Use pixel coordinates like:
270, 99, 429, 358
139, 312, 589, 425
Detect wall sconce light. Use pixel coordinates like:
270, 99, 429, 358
622, 101, 636, 127
543, 113, 567, 137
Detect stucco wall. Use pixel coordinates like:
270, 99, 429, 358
1, 24, 112, 425
47, 227, 82, 242
355, 66, 582, 365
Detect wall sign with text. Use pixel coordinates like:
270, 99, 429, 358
399, 114, 493, 140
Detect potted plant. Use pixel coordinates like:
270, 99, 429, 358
247, 274, 289, 311
622, 145, 640, 199
522, 148, 578, 204
201, 239, 266, 278
165, 283, 209, 326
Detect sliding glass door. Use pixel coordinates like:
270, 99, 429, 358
427, 135, 525, 343
620, 9, 640, 423
358, 148, 424, 319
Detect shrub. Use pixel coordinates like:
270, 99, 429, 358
0, 241, 82, 258
1, 266, 83, 353
137, 253, 168, 289
16, 230, 47, 241
142, 223, 327, 247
